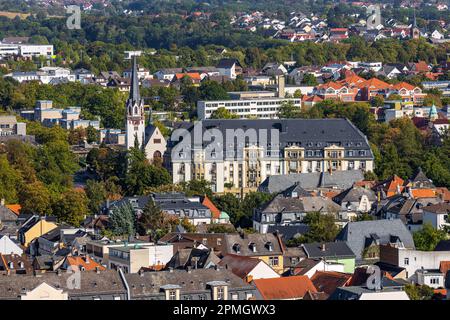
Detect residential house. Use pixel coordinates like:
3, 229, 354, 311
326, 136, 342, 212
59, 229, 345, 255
62, 255, 106, 272
0, 115, 27, 137
258, 170, 365, 195
0, 235, 22, 255
310, 271, 352, 298
124, 268, 257, 300
154, 68, 183, 81
290, 258, 345, 278
302, 242, 356, 273
85, 239, 154, 266
332, 185, 377, 215
253, 194, 343, 234
0, 253, 33, 274
159, 233, 229, 257
223, 232, 285, 274
0, 270, 127, 300
108, 243, 173, 273
422, 203, 450, 230
335, 219, 415, 263
107, 77, 131, 92
218, 254, 280, 281
165, 248, 220, 270
18, 215, 58, 248
216, 58, 243, 79
253, 275, 317, 300
380, 244, 450, 279
329, 285, 409, 300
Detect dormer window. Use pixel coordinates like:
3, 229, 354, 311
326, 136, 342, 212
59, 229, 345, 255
8, 262, 14, 269
249, 242, 257, 253
266, 242, 273, 252
233, 243, 241, 254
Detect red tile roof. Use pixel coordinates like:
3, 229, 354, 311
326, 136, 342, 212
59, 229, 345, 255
311, 271, 352, 296
66, 256, 106, 271
411, 189, 436, 199
440, 261, 450, 274
5, 204, 21, 216
201, 196, 221, 219
253, 275, 317, 300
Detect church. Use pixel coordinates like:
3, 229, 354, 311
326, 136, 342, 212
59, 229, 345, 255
125, 55, 166, 163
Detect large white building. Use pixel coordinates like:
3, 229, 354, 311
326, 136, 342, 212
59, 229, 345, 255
169, 118, 374, 195
197, 97, 302, 120
0, 43, 53, 58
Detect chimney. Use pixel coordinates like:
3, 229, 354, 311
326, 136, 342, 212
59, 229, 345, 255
321, 243, 326, 252
186, 266, 192, 274
169, 267, 174, 273
0, 199, 4, 206
277, 75, 285, 98
95, 266, 101, 274
138, 269, 144, 277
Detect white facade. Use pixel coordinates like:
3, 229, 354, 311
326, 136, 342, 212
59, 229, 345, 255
395, 248, 450, 278
0, 44, 53, 58
247, 261, 281, 280
303, 260, 345, 278
0, 235, 23, 255
416, 270, 445, 289
423, 210, 450, 230
358, 291, 410, 300
197, 98, 302, 119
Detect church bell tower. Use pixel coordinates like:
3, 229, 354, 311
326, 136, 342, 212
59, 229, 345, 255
125, 55, 145, 150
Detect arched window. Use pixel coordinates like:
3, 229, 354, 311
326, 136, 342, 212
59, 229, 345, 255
153, 150, 162, 159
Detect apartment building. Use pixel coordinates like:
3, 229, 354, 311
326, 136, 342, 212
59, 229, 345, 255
0, 115, 26, 137
0, 43, 53, 58
169, 118, 374, 195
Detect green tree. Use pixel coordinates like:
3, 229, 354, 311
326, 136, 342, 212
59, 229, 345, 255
298, 212, 339, 243
405, 284, 435, 300
137, 199, 177, 240
85, 180, 108, 214
19, 181, 52, 216
210, 107, 239, 119
52, 190, 89, 227
110, 202, 136, 236
0, 155, 21, 203
413, 223, 447, 251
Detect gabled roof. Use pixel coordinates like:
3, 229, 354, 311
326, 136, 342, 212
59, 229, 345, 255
391, 81, 416, 91
65, 256, 106, 272
310, 271, 352, 296
4, 205, 20, 216
201, 196, 221, 219
224, 233, 284, 257
333, 185, 377, 204
253, 275, 317, 300
259, 170, 365, 194
335, 220, 415, 260
302, 242, 355, 259
218, 254, 265, 279
216, 58, 241, 69
423, 203, 450, 215
0, 206, 18, 222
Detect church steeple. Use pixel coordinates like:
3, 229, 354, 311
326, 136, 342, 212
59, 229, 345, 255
129, 55, 140, 103
410, 6, 420, 39
125, 54, 145, 150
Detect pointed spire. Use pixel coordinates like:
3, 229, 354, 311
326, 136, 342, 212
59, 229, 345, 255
129, 55, 140, 102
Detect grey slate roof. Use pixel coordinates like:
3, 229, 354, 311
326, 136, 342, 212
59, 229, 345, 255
302, 241, 355, 259
259, 170, 365, 194
0, 270, 126, 299
267, 225, 310, 241
124, 268, 253, 299
332, 186, 377, 204
280, 183, 312, 198
223, 233, 283, 257
335, 220, 415, 260
260, 195, 341, 214
0, 206, 17, 222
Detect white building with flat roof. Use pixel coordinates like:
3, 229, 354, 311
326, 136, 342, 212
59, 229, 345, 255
197, 97, 302, 119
